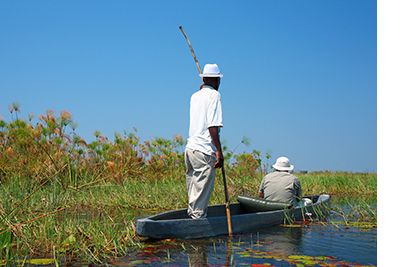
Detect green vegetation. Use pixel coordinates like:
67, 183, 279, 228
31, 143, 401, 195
0, 106, 376, 264
298, 172, 376, 199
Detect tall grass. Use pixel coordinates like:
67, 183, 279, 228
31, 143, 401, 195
0, 107, 377, 263
298, 172, 376, 198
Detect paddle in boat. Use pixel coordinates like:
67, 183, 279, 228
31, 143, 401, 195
136, 194, 330, 239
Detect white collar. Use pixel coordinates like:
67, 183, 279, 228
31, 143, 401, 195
202, 85, 216, 90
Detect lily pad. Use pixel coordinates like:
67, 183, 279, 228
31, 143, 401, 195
25, 258, 55, 265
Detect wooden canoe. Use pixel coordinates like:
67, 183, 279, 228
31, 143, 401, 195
135, 194, 330, 239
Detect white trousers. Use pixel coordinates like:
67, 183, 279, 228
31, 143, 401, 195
185, 148, 216, 219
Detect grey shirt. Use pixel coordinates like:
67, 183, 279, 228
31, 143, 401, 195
258, 171, 302, 206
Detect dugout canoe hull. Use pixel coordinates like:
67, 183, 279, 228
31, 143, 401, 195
135, 194, 330, 239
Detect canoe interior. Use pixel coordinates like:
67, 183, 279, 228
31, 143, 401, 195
148, 195, 321, 221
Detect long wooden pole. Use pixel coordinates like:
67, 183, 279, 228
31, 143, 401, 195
179, 26, 202, 74
179, 25, 233, 237
221, 166, 233, 236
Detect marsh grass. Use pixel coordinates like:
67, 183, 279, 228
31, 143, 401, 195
0, 108, 377, 264
298, 172, 377, 198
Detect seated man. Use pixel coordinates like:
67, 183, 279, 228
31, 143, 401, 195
258, 156, 304, 206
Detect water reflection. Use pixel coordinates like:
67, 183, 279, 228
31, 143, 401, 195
118, 223, 376, 266
256, 227, 303, 256
187, 241, 208, 267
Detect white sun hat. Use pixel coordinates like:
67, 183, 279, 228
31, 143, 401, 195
199, 63, 223, 78
272, 156, 294, 172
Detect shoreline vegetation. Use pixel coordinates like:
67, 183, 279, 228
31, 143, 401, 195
0, 107, 376, 264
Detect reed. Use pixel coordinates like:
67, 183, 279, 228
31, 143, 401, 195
298, 171, 377, 198
0, 108, 376, 263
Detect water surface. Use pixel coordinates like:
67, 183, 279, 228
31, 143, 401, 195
114, 222, 376, 266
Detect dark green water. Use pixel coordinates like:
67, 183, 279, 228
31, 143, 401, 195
112, 223, 376, 266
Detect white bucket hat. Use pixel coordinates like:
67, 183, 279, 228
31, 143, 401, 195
272, 156, 294, 172
199, 63, 223, 78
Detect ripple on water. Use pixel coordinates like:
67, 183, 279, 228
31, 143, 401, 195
120, 223, 376, 266
300, 224, 377, 265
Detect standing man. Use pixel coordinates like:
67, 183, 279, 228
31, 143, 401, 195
185, 63, 224, 219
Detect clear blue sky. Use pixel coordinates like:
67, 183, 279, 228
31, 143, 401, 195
0, 0, 376, 172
